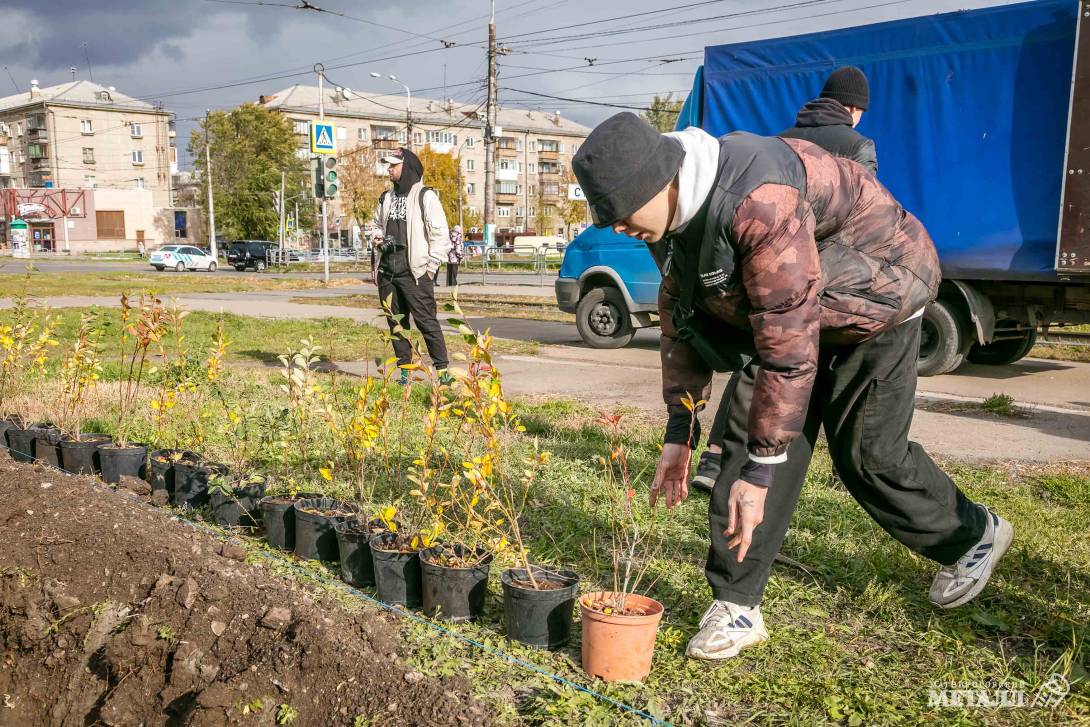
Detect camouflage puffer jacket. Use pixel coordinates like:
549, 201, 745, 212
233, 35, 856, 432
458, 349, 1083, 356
659, 133, 940, 460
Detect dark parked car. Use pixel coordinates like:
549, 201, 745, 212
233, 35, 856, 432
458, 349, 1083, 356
226, 240, 277, 271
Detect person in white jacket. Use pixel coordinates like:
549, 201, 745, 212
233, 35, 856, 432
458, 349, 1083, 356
372, 148, 451, 378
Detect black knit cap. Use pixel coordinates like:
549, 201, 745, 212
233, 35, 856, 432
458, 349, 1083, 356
572, 112, 685, 228
820, 66, 869, 111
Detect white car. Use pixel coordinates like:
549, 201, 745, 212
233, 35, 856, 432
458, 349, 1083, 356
150, 245, 218, 272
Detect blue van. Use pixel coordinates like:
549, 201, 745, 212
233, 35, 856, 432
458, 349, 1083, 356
554, 226, 660, 348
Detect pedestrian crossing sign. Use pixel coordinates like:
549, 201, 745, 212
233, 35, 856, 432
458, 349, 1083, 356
311, 122, 336, 154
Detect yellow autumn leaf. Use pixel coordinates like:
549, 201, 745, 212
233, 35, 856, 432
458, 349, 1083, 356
319, 467, 334, 481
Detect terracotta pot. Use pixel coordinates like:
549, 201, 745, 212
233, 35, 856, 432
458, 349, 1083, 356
579, 591, 664, 682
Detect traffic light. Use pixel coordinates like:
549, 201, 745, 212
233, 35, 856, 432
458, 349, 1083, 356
323, 156, 338, 198
312, 156, 325, 198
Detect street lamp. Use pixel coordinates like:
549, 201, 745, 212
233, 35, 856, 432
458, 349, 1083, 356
370, 72, 412, 147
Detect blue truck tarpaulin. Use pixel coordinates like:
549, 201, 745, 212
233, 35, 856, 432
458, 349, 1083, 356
690, 0, 1077, 281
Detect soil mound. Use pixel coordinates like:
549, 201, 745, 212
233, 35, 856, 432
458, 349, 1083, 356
0, 457, 490, 726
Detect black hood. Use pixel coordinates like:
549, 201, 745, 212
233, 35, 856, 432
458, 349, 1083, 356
794, 98, 854, 129
393, 147, 423, 195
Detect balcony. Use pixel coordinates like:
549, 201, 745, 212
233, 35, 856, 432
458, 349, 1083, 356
496, 144, 519, 158
28, 143, 49, 161
537, 148, 559, 161
497, 191, 519, 204
373, 138, 400, 151
27, 127, 48, 142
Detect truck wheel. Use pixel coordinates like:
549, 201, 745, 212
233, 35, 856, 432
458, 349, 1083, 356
255, 260, 267, 272
234, 265, 246, 272
967, 324, 1037, 366
917, 300, 965, 376
576, 287, 635, 349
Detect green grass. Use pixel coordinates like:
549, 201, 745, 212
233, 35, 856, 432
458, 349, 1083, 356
42, 308, 535, 373
0, 269, 364, 298
5, 304, 1087, 724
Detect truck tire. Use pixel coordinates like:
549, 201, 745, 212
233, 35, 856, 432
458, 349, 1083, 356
967, 324, 1037, 366
917, 300, 965, 377
576, 287, 635, 349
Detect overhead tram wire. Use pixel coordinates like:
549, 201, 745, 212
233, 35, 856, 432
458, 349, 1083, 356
497, 0, 735, 42
500, 88, 658, 112
504, 0, 916, 56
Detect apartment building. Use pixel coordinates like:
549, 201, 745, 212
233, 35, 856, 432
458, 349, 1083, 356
258, 85, 592, 236
0, 80, 177, 251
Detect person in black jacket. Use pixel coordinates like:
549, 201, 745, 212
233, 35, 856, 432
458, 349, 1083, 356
691, 65, 877, 492
779, 65, 876, 172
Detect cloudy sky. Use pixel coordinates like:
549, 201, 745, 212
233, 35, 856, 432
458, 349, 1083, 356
2, 0, 1019, 167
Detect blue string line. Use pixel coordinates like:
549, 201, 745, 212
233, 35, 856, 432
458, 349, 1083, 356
3, 441, 673, 727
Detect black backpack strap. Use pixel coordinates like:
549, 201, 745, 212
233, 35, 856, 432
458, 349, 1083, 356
417, 185, 435, 230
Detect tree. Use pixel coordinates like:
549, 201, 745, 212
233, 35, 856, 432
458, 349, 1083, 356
642, 93, 684, 133
188, 104, 313, 241
416, 145, 461, 227
461, 206, 482, 231
338, 144, 386, 231
534, 182, 552, 236
559, 169, 587, 239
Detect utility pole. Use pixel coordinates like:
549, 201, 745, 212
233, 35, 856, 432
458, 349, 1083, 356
483, 0, 497, 251
316, 64, 330, 285
205, 110, 217, 259
278, 170, 286, 253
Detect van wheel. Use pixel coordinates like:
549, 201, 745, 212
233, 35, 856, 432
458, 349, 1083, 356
234, 265, 246, 272
576, 287, 634, 349
917, 300, 966, 376
255, 260, 267, 272
967, 323, 1037, 366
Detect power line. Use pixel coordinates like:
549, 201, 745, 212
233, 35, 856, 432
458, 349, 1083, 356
498, 0, 732, 42
502, 88, 656, 112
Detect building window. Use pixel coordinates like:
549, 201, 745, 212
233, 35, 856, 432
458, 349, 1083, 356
515, 207, 524, 217
529, 185, 535, 195
96, 210, 126, 239
466, 182, 476, 194
337, 127, 348, 140
15, 121, 23, 136
84, 175, 96, 188
465, 159, 474, 171
357, 128, 367, 141
413, 133, 422, 144
372, 125, 399, 140
529, 140, 536, 152
134, 178, 145, 190
466, 137, 475, 147
516, 139, 523, 151
426, 131, 458, 145
80, 119, 93, 134
295, 147, 310, 160
529, 207, 535, 217
497, 181, 518, 195
538, 139, 559, 152
18, 151, 25, 163
131, 150, 144, 165
293, 120, 308, 135
82, 147, 95, 164
130, 123, 143, 138
572, 143, 579, 154
497, 207, 511, 218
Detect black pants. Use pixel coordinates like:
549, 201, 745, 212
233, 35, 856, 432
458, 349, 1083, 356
704, 318, 986, 606
377, 271, 449, 371
446, 262, 459, 287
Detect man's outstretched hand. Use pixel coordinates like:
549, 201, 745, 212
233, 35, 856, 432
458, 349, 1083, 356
650, 442, 691, 509
724, 479, 767, 562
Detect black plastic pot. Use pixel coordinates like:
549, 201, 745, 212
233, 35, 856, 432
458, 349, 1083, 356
31, 425, 63, 468
421, 545, 493, 622
148, 449, 197, 498
334, 519, 376, 587
209, 478, 266, 527
178, 462, 228, 509
501, 567, 581, 650
170, 456, 207, 507
370, 532, 423, 608
59, 434, 113, 475
0, 416, 19, 449
97, 443, 148, 484
293, 498, 357, 561
6, 425, 37, 462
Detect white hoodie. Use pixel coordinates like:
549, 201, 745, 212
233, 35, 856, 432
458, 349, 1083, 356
664, 126, 721, 233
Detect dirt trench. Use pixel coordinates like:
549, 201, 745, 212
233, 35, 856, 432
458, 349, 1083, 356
0, 456, 490, 726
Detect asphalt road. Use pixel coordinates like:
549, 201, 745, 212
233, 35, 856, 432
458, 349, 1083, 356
5, 283, 1088, 464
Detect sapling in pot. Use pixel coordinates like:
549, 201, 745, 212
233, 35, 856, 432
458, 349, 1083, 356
0, 294, 58, 459
53, 310, 111, 474
98, 294, 166, 482
578, 410, 682, 683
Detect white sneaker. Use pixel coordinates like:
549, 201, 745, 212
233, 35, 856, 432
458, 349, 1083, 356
685, 600, 769, 661
929, 506, 1014, 609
